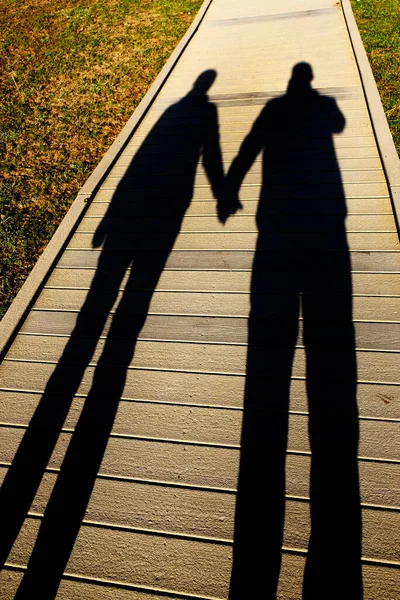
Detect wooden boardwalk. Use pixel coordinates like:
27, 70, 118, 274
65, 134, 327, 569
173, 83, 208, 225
1, 0, 399, 598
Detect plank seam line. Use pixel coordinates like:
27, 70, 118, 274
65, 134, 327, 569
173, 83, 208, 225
59, 248, 400, 253
76, 230, 398, 235
108, 170, 385, 175
87, 212, 395, 216
36, 288, 400, 299
81, 210, 389, 216
132, 134, 383, 140
76, 195, 392, 201
144, 110, 370, 117
131, 134, 376, 141
100, 180, 387, 187
50, 264, 400, 271
43, 277, 400, 283
67, 247, 397, 254
124, 143, 379, 150
73, 229, 396, 234
121, 149, 380, 156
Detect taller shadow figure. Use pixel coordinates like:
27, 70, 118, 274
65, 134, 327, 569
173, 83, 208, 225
223, 63, 362, 599
0, 70, 224, 599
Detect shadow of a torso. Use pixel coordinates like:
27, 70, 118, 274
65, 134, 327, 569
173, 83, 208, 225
96, 91, 222, 256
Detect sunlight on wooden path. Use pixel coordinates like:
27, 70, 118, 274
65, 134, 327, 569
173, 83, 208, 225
0, 0, 399, 598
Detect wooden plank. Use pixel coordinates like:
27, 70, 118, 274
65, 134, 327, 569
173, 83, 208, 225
2, 561, 399, 600
2, 0, 400, 594
37, 268, 400, 295
123, 138, 379, 155
68, 232, 399, 251
1, 467, 398, 551
1, 397, 398, 461
130, 126, 375, 144
131, 126, 373, 145
0, 571, 189, 600
99, 180, 389, 199
119, 146, 380, 162
1, 448, 399, 512
94, 183, 388, 202
1, 423, 399, 495
287, 454, 400, 507
151, 101, 373, 119
34, 289, 400, 322
20, 311, 400, 352
88, 197, 395, 218
1, 427, 240, 489
4, 336, 400, 384
2, 499, 398, 571
77, 214, 396, 234
138, 114, 373, 131
56, 249, 400, 271
279, 557, 400, 600
6, 518, 232, 599
1, 439, 398, 508
1, 373, 399, 420
0, 466, 236, 540
280, 500, 400, 564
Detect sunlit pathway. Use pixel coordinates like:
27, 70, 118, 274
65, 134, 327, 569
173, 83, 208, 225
1, 0, 399, 598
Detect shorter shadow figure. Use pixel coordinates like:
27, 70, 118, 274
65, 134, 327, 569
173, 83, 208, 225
0, 70, 224, 599
221, 63, 363, 599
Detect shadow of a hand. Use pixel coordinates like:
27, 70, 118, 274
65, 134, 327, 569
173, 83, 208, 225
217, 191, 243, 224
92, 226, 106, 248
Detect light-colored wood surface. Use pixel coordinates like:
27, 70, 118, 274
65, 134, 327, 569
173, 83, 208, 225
1, 0, 399, 598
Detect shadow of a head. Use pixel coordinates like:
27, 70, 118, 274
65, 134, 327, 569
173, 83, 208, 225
191, 69, 217, 95
287, 61, 314, 97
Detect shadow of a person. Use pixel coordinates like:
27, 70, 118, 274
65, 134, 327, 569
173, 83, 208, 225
221, 63, 363, 599
0, 69, 224, 599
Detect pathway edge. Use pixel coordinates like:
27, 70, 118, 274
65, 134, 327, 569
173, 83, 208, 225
341, 0, 400, 233
0, 0, 214, 360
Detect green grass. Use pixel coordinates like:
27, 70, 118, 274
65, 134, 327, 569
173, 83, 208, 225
0, 0, 202, 318
350, 0, 400, 156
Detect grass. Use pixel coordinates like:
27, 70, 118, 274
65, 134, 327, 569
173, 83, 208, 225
0, 0, 202, 318
350, 0, 400, 156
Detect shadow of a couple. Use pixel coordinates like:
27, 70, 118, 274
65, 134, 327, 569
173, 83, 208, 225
0, 64, 362, 600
